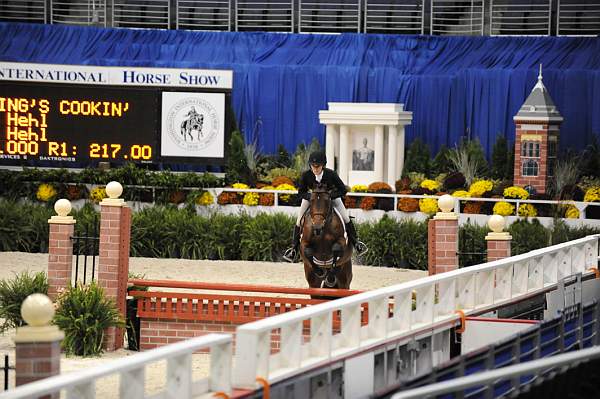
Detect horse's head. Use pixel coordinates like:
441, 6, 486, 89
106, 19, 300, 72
309, 184, 331, 237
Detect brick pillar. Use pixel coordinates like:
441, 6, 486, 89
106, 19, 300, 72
486, 215, 512, 262
98, 182, 131, 351
47, 199, 76, 300
14, 294, 64, 399
427, 195, 459, 275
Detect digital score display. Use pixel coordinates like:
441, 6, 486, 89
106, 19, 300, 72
0, 83, 158, 164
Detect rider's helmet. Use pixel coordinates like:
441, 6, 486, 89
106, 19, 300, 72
308, 151, 327, 166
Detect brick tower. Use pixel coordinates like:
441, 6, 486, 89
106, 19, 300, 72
513, 65, 563, 194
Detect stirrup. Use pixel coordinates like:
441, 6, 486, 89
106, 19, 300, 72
283, 247, 297, 262
355, 241, 368, 256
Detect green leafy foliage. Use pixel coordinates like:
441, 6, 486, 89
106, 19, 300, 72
358, 216, 429, 269
0, 272, 48, 332
225, 130, 250, 184
403, 138, 431, 176
240, 213, 295, 261
432, 145, 452, 176
508, 219, 550, 255
54, 282, 124, 357
490, 135, 510, 180
0, 199, 53, 252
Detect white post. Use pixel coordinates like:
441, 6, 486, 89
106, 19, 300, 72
374, 125, 384, 182
325, 124, 338, 171
387, 125, 398, 189
397, 125, 406, 178
339, 124, 350, 184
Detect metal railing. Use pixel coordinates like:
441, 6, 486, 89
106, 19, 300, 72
0, 0, 46, 23
491, 0, 551, 36
365, 0, 424, 34
176, 0, 230, 31
112, 0, 170, 29
299, 0, 361, 33
557, 0, 600, 36
391, 344, 600, 398
51, 0, 106, 26
2, 0, 597, 35
236, 0, 294, 32
0, 334, 232, 399
431, 0, 484, 35
231, 235, 599, 387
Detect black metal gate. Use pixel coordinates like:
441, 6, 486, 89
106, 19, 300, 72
457, 221, 487, 268
71, 215, 100, 284
3, 354, 13, 391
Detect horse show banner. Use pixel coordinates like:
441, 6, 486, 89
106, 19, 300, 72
0, 62, 233, 89
160, 92, 226, 159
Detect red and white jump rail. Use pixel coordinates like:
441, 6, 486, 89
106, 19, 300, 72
0, 334, 232, 399
232, 235, 600, 390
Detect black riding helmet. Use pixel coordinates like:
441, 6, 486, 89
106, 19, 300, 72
308, 150, 327, 166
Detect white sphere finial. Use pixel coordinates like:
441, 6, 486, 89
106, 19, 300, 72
54, 199, 72, 217
438, 194, 454, 213
21, 294, 55, 327
105, 181, 123, 199
488, 214, 506, 233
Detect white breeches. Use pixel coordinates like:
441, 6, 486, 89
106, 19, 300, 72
296, 198, 350, 226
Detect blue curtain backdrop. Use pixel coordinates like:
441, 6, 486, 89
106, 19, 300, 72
1, 22, 599, 158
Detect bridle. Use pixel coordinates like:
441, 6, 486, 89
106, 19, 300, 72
309, 189, 333, 237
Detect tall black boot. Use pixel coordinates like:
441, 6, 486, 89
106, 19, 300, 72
283, 225, 301, 262
345, 221, 368, 255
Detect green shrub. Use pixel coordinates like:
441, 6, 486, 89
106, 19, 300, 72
240, 213, 294, 261
403, 138, 431, 176
54, 282, 124, 357
0, 271, 48, 332
509, 219, 550, 255
225, 130, 250, 184
0, 199, 53, 252
359, 216, 428, 269
490, 134, 511, 180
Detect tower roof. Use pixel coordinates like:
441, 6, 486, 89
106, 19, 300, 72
514, 65, 563, 123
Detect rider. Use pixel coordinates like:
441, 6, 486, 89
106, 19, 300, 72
284, 150, 368, 261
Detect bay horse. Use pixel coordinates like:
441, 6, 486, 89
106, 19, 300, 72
299, 184, 353, 289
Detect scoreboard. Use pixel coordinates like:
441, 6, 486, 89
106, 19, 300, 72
0, 62, 233, 166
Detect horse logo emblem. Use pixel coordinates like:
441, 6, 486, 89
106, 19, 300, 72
164, 96, 220, 152
180, 106, 204, 142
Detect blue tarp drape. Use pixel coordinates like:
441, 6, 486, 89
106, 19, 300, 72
1, 22, 599, 157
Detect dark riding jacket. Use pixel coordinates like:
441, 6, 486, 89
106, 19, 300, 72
297, 168, 347, 201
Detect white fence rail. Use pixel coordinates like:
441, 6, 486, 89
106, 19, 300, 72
232, 235, 599, 388
213, 187, 600, 220
0, 334, 232, 399
391, 344, 600, 398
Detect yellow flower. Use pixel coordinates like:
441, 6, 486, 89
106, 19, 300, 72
468, 180, 493, 197
419, 197, 439, 215
451, 190, 471, 198
503, 186, 529, 200
242, 192, 259, 206
261, 185, 275, 191
275, 183, 296, 202
518, 203, 537, 217
351, 184, 368, 193
36, 184, 57, 202
493, 201, 515, 216
420, 179, 440, 192
196, 191, 214, 206
89, 187, 107, 203
232, 182, 250, 190
565, 205, 579, 219
584, 187, 600, 203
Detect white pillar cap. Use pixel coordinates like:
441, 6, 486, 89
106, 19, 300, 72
101, 181, 125, 206
48, 199, 75, 224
